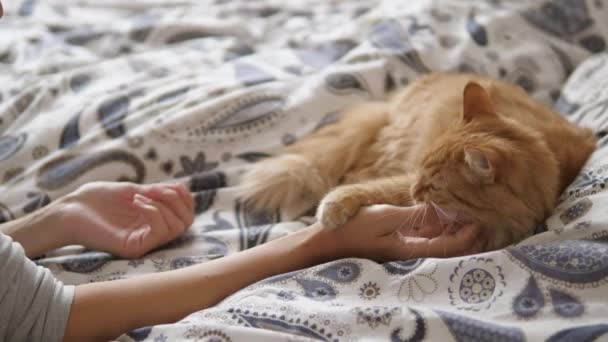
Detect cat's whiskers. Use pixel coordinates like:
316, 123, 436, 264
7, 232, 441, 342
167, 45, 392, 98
394, 208, 415, 259
374, 209, 408, 220
396, 207, 417, 240
429, 203, 450, 258
421, 204, 432, 258
404, 205, 427, 259
420, 203, 429, 237
412, 204, 425, 237
431, 202, 451, 225
431, 202, 467, 226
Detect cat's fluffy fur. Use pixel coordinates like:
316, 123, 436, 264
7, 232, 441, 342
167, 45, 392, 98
240, 73, 596, 250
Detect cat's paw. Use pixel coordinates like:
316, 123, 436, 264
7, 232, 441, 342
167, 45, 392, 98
239, 154, 328, 212
316, 191, 365, 230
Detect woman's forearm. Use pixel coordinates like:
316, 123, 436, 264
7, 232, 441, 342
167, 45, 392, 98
0, 204, 70, 258
64, 223, 333, 342
63, 204, 485, 342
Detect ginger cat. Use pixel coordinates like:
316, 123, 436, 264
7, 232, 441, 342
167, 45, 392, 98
240, 73, 596, 250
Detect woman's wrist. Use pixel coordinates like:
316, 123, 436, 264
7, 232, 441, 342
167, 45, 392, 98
285, 222, 346, 267
0, 199, 73, 257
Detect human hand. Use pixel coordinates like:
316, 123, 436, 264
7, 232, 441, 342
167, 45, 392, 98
58, 182, 194, 258
311, 204, 486, 262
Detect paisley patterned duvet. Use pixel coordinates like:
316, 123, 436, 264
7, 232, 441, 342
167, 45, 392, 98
1, 0, 608, 340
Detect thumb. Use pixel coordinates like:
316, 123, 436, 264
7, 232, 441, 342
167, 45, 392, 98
122, 224, 153, 258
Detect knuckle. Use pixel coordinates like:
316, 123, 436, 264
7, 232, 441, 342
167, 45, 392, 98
148, 205, 161, 216
175, 183, 189, 194
164, 188, 179, 200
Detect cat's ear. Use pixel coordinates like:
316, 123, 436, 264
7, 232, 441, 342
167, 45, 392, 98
464, 148, 494, 183
462, 81, 495, 121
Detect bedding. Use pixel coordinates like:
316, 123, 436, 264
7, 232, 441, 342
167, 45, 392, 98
1, 0, 608, 341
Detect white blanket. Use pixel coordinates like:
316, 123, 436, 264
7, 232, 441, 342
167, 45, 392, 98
1, 0, 608, 340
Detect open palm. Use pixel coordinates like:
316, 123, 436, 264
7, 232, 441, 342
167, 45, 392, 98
59, 181, 194, 258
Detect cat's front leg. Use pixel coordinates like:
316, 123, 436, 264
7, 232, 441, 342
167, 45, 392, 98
240, 102, 389, 214
317, 176, 414, 230
317, 185, 369, 230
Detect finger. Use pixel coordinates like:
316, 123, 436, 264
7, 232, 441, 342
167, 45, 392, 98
390, 223, 482, 259
162, 183, 194, 219
131, 196, 183, 256
449, 236, 484, 258
403, 205, 444, 238
167, 182, 195, 213
127, 199, 168, 257
135, 193, 186, 238
163, 183, 194, 211
142, 185, 194, 227
122, 224, 152, 259
377, 232, 422, 261
399, 218, 443, 239
425, 223, 482, 257
130, 195, 184, 256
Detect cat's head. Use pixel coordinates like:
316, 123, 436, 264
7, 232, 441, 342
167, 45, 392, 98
411, 81, 559, 250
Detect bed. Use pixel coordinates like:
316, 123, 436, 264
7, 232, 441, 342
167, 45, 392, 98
1, 0, 608, 340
